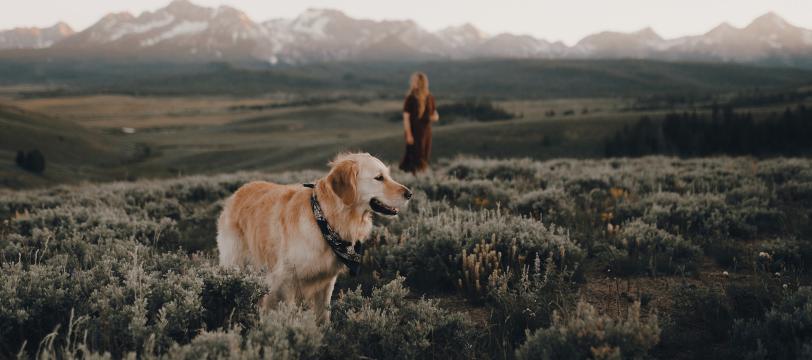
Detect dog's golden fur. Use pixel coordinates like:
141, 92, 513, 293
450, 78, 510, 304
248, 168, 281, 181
216, 153, 410, 320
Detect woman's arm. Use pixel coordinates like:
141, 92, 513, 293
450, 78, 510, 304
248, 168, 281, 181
430, 110, 440, 122
429, 95, 439, 122
402, 112, 414, 144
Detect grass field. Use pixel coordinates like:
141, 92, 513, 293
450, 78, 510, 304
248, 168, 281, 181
2, 156, 812, 358
1, 58, 812, 358
1, 92, 642, 186
3, 89, 810, 189
2, 58, 811, 188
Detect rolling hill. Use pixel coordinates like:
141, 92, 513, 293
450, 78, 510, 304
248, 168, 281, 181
3, 59, 811, 99
0, 103, 126, 187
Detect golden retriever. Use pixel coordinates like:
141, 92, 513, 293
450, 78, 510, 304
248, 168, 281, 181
216, 152, 411, 320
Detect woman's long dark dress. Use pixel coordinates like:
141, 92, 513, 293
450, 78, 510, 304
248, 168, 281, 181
399, 93, 436, 173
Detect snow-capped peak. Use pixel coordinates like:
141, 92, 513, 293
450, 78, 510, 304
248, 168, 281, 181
289, 8, 343, 39
108, 12, 175, 42
438, 23, 488, 48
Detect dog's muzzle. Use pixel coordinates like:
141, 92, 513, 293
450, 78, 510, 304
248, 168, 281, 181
370, 198, 399, 216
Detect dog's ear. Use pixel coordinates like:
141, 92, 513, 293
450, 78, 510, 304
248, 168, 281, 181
328, 160, 358, 206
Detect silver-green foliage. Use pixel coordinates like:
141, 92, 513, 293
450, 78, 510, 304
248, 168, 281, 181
370, 196, 582, 290
3, 156, 812, 359
326, 277, 477, 360
732, 286, 812, 360
596, 219, 702, 275
516, 301, 660, 360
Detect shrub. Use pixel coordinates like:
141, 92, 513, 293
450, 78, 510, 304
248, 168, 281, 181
441, 157, 538, 182
731, 286, 812, 360
756, 239, 812, 273
16, 149, 46, 174
486, 254, 578, 352
164, 330, 244, 360
756, 159, 812, 184
169, 318, 323, 360
596, 219, 702, 276
415, 177, 515, 209
458, 237, 509, 299
706, 239, 746, 269
198, 266, 267, 331
15, 150, 24, 167
369, 201, 583, 291
563, 178, 611, 197
513, 188, 577, 226
725, 184, 771, 207
725, 281, 776, 320
734, 206, 785, 238
437, 99, 516, 123
669, 285, 732, 341
515, 301, 660, 360
326, 277, 477, 360
776, 181, 812, 208
618, 192, 744, 244
0, 261, 84, 356
38, 304, 323, 360
245, 303, 323, 360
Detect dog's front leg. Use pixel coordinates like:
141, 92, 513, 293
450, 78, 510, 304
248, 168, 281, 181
311, 276, 338, 323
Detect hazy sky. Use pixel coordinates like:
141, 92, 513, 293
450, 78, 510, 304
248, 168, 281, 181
3, 0, 812, 45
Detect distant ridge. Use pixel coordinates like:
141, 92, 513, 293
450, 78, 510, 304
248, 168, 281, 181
2, 1, 812, 67
0, 22, 74, 49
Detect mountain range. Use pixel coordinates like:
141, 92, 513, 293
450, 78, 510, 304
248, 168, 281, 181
2, 0, 811, 66
0, 22, 74, 49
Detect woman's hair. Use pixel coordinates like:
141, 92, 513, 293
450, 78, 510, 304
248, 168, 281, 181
408, 72, 430, 118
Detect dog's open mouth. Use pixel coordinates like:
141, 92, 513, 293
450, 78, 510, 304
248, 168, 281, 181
370, 198, 399, 216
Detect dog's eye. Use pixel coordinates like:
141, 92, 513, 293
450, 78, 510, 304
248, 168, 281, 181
374, 175, 384, 181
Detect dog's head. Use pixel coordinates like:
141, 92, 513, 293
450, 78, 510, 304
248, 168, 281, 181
326, 153, 411, 216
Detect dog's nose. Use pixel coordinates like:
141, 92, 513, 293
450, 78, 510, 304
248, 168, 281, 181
403, 188, 412, 200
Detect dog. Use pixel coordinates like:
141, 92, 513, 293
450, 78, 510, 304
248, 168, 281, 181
216, 152, 411, 321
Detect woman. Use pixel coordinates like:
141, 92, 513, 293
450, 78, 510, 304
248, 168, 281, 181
399, 72, 439, 174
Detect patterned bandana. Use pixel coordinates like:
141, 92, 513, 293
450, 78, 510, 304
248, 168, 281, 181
303, 183, 364, 276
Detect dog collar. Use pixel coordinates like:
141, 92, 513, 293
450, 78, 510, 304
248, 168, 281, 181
303, 183, 364, 276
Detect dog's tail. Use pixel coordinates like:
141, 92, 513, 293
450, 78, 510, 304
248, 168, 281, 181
216, 195, 244, 268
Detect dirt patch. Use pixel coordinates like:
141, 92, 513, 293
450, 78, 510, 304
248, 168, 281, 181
580, 257, 735, 319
